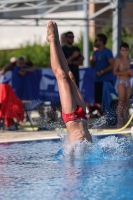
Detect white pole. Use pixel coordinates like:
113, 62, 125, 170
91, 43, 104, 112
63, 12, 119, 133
83, 0, 89, 67
112, 7, 122, 58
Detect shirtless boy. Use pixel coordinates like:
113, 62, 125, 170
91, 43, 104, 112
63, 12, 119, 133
46, 21, 92, 143
114, 42, 133, 128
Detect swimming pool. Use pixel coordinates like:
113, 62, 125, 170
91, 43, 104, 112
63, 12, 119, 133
0, 134, 133, 200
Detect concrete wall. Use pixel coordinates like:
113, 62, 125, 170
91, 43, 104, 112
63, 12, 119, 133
0, 11, 85, 49
0, 1, 132, 49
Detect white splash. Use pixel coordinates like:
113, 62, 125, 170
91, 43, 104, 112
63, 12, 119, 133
58, 128, 133, 161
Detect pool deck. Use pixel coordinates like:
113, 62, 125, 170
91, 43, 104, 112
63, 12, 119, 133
0, 128, 132, 144
0, 129, 60, 143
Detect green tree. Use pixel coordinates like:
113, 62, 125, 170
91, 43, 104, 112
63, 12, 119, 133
74, 32, 94, 57
0, 41, 50, 69
102, 22, 132, 49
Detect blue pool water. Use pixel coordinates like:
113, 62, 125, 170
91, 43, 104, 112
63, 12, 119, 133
0, 134, 133, 200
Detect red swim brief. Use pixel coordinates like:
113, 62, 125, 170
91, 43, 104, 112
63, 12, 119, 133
62, 105, 87, 124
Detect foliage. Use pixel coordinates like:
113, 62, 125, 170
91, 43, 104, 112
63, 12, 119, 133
74, 32, 94, 57
0, 24, 132, 70
74, 25, 132, 59
0, 41, 50, 69
102, 22, 132, 49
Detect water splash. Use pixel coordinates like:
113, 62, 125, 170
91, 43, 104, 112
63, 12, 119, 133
90, 100, 118, 129
58, 126, 67, 143
62, 139, 92, 160
97, 136, 133, 160
57, 130, 133, 161
91, 116, 107, 129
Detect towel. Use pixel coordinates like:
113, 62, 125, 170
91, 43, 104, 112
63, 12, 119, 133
0, 84, 24, 127
102, 82, 117, 112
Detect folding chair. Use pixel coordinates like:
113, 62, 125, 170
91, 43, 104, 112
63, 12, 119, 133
22, 100, 34, 131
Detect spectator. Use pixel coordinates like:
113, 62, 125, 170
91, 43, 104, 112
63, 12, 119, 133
1, 57, 23, 130
1, 61, 16, 75
60, 32, 67, 46
25, 60, 34, 68
13, 56, 46, 129
62, 31, 84, 88
90, 33, 114, 105
10, 57, 17, 63
15, 56, 34, 76
114, 42, 133, 128
1, 57, 17, 76
90, 47, 98, 61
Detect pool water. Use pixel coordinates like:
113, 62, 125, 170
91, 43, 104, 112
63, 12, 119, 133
0, 134, 133, 200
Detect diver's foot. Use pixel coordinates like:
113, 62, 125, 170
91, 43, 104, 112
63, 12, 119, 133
53, 22, 60, 42
46, 20, 59, 43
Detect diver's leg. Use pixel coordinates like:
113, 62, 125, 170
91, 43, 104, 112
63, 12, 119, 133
52, 22, 86, 111
46, 21, 76, 114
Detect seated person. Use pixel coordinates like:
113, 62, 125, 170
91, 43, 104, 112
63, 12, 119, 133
13, 56, 46, 128
1, 61, 16, 76
14, 56, 34, 76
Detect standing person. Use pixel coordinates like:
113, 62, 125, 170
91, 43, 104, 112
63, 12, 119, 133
114, 42, 133, 128
90, 33, 114, 105
62, 31, 84, 88
46, 20, 92, 143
